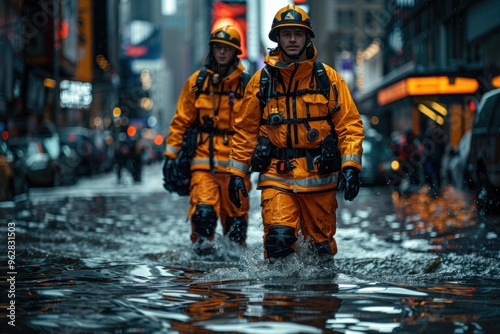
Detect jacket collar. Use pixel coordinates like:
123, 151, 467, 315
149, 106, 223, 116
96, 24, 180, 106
203, 53, 244, 82
264, 42, 318, 71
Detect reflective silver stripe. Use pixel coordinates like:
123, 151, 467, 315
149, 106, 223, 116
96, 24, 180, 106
258, 173, 338, 186
228, 159, 250, 174
192, 158, 230, 167
191, 158, 228, 166
165, 145, 180, 154
342, 154, 362, 164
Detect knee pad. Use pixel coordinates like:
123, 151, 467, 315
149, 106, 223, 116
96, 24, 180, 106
225, 216, 247, 244
265, 225, 297, 259
192, 204, 217, 238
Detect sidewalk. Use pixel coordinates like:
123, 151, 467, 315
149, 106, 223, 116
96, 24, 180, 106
30, 162, 165, 199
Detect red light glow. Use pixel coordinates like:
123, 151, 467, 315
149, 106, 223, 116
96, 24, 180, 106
126, 45, 148, 57
154, 134, 164, 146
127, 126, 137, 137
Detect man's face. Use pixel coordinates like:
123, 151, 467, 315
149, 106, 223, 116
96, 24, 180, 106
212, 43, 236, 66
278, 27, 307, 58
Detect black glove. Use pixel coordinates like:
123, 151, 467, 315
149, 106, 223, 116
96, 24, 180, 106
228, 175, 248, 208
337, 167, 360, 201
162, 157, 177, 192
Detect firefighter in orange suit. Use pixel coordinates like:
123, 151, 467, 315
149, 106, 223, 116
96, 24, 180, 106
163, 25, 252, 255
227, 5, 364, 260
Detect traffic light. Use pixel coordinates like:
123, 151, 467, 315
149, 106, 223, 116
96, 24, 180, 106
464, 96, 479, 112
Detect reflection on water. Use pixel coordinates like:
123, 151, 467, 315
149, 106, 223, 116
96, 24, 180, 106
339, 185, 499, 256
9, 259, 500, 333
392, 186, 481, 252
1, 167, 499, 333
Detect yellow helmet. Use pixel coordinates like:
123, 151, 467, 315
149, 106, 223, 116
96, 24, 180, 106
209, 25, 242, 55
269, 4, 314, 42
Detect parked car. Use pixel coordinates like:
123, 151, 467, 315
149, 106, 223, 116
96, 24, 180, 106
467, 88, 500, 214
7, 136, 77, 187
40, 134, 80, 185
8, 137, 57, 187
360, 130, 396, 186
59, 126, 98, 176
0, 140, 29, 201
443, 130, 473, 190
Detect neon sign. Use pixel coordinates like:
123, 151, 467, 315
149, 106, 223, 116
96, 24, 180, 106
60, 80, 93, 109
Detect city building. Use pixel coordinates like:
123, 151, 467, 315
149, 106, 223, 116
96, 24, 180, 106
311, 0, 500, 148
0, 0, 121, 138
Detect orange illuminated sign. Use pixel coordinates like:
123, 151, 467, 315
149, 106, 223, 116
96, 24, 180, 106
377, 80, 407, 106
406, 76, 478, 95
377, 76, 479, 106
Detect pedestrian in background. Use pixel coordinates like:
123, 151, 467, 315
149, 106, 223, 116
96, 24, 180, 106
391, 128, 424, 192
162, 25, 251, 255
423, 120, 446, 196
131, 137, 144, 183
116, 133, 135, 183
227, 5, 364, 261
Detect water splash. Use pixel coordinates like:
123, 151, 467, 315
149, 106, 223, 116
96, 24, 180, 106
198, 234, 337, 282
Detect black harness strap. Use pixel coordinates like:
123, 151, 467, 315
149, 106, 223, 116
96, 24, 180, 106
270, 146, 321, 159
255, 62, 344, 172
261, 114, 331, 126
193, 68, 250, 171
270, 145, 321, 170
198, 128, 235, 136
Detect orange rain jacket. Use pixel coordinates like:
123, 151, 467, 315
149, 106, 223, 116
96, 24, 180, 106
165, 60, 248, 173
228, 44, 363, 192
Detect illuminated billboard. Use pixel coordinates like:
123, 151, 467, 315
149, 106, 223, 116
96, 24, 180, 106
211, 1, 248, 59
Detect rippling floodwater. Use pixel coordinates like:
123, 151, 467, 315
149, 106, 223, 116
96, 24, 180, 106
1, 163, 499, 333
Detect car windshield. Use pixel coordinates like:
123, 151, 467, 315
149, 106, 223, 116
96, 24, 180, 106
42, 135, 61, 159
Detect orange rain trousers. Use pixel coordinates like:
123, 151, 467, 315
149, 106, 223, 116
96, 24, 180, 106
188, 170, 251, 243
261, 188, 338, 259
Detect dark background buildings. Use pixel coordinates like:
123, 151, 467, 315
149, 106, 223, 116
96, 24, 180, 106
1, 0, 499, 152
310, 0, 500, 148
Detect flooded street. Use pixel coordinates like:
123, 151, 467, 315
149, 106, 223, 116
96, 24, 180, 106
1, 163, 499, 333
